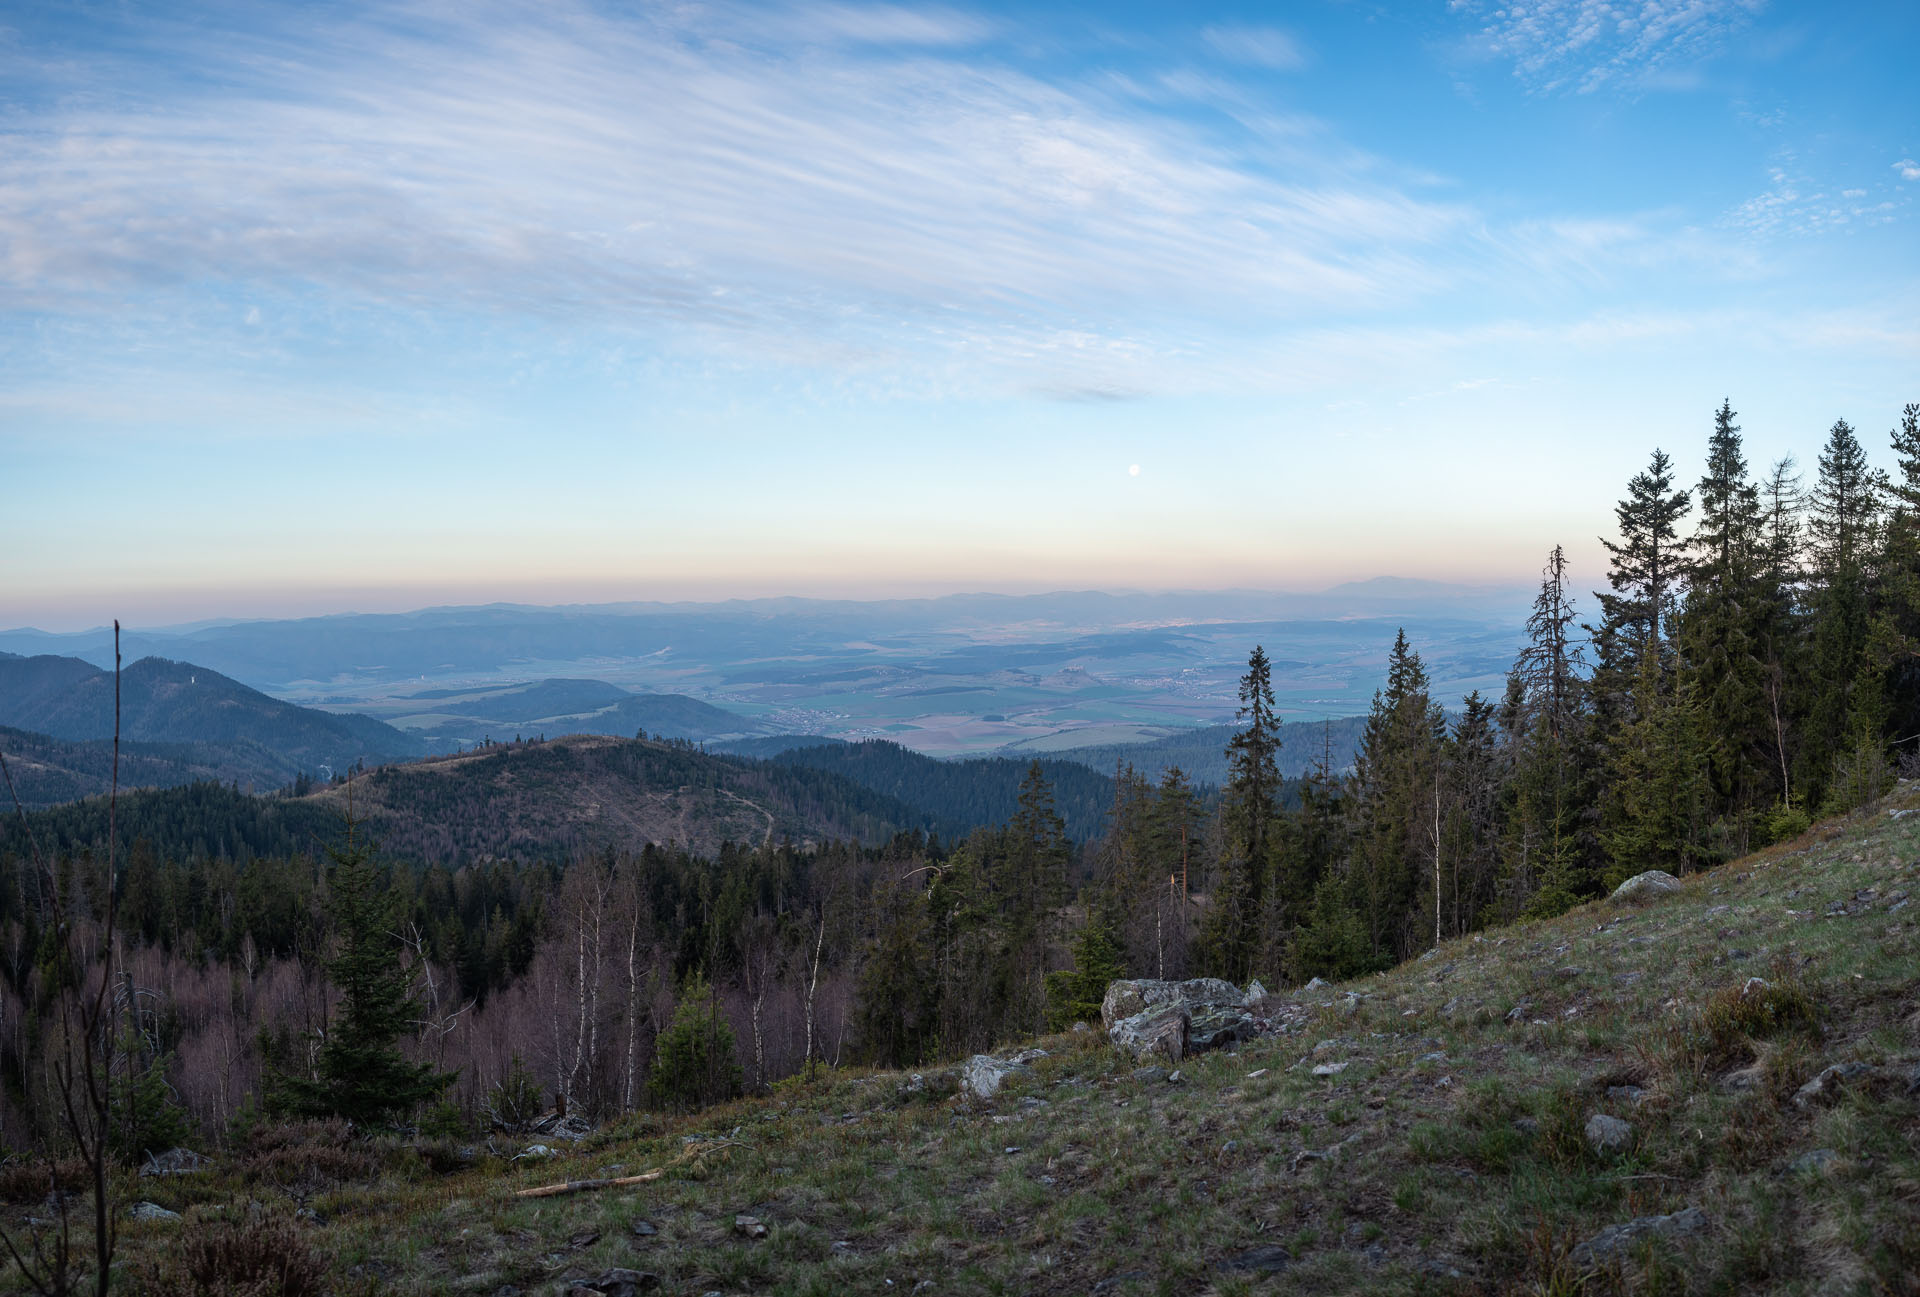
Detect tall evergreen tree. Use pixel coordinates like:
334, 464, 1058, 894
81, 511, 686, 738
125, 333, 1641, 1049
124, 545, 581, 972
284, 816, 453, 1125
1676, 399, 1775, 850
1344, 630, 1444, 962
1200, 646, 1283, 981
1505, 547, 1596, 918
1879, 403, 1920, 747
1802, 418, 1887, 806
1595, 449, 1692, 665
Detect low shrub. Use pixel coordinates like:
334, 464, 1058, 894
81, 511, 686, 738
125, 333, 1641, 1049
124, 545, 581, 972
137, 1214, 329, 1297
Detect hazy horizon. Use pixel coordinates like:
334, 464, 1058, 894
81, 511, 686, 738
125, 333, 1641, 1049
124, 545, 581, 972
6, 1, 1916, 628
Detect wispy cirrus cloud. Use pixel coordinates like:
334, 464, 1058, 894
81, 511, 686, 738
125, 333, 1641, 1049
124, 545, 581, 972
0, 2, 1449, 339
1448, 0, 1764, 94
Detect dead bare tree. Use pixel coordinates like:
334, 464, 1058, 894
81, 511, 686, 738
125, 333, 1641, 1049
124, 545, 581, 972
0, 621, 124, 1296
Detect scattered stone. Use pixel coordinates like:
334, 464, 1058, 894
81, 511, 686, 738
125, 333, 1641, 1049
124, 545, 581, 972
1512, 1117, 1541, 1136
1131, 1066, 1169, 1085
568, 1229, 601, 1249
1216, 1244, 1292, 1274
1570, 1207, 1707, 1267
1505, 1000, 1532, 1023
962, 1053, 1036, 1100
1303, 977, 1327, 990
1793, 1062, 1875, 1109
536, 1112, 596, 1142
1108, 1003, 1190, 1063
733, 1215, 768, 1240
1245, 979, 1268, 1001
1611, 870, 1683, 904
630, 1219, 657, 1237
516, 1144, 557, 1160
1091, 1271, 1150, 1293
830, 1240, 856, 1255
1167, 1070, 1183, 1084
1070, 1021, 1091, 1034
1906, 1063, 1920, 1095
1787, 1148, 1839, 1175
1246, 1068, 1268, 1079
1584, 1113, 1634, 1155
1002, 1147, 1021, 1155
1419, 1258, 1464, 1279
1311, 1061, 1349, 1077
567, 1270, 660, 1296
127, 1201, 180, 1222
139, 1147, 208, 1177
1419, 1051, 1447, 1064
1607, 1085, 1647, 1104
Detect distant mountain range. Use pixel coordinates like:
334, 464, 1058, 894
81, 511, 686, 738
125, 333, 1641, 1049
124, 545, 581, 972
383, 677, 772, 746
0, 652, 425, 796
1, 732, 1123, 865
1006, 715, 1371, 788
0, 654, 772, 805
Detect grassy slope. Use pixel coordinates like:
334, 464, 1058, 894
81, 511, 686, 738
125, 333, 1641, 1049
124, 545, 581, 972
101, 792, 1920, 1295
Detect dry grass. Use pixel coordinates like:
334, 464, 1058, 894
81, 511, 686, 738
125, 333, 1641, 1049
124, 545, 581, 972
11, 787, 1920, 1295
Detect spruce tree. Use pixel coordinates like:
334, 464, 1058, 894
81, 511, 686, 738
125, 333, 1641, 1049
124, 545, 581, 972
1200, 646, 1283, 981
1876, 403, 1920, 762
1676, 399, 1775, 850
285, 817, 453, 1126
1802, 418, 1887, 806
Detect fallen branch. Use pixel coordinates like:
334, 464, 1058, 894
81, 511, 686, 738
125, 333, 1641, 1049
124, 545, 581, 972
511, 1139, 745, 1199
513, 1168, 666, 1199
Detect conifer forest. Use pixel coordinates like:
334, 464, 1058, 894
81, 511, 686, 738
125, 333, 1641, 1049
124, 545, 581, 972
2, 398, 1915, 1159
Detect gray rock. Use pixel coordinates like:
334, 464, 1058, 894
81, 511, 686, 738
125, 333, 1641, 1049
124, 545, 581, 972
1787, 1148, 1839, 1175
1792, 1062, 1875, 1109
1108, 1002, 1188, 1062
961, 1054, 1035, 1100
1907, 1063, 1920, 1095
1216, 1244, 1292, 1274
1102, 977, 1257, 1061
1720, 1063, 1766, 1092
1070, 1021, 1091, 1034
1244, 979, 1267, 1002
1607, 1085, 1647, 1104
1131, 1065, 1169, 1084
1311, 1061, 1349, 1077
139, 1147, 208, 1177
1611, 870, 1683, 904
127, 1201, 180, 1222
1100, 977, 1244, 1028
733, 1214, 768, 1239
567, 1270, 661, 1296
1570, 1207, 1707, 1267
1188, 1003, 1256, 1052
1303, 976, 1327, 991
1584, 1113, 1634, 1155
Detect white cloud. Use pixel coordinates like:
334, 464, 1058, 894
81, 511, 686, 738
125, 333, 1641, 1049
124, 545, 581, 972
1201, 25, 1307, 71
0, 2, 1457, 339
1450, 0, 1763, 94
1897, 159, 1920, 181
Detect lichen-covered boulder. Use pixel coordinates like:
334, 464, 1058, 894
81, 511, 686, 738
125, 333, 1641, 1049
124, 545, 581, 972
1108, 1002, 1189, 1062
1102, 978, 1256, 1061
1610, 870, 1682, 904
961, 1053, 1035, 1100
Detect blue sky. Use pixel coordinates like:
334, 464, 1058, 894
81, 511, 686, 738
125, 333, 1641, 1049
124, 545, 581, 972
4, 0, 1916, 629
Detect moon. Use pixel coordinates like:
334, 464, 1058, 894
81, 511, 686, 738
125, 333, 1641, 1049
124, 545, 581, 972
1128, 463, 1141, 477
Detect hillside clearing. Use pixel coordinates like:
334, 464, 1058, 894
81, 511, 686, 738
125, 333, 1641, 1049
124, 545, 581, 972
77, 790, 1920, 1295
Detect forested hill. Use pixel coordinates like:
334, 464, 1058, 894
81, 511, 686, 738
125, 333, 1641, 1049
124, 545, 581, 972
1019, 714, 1370, 788
0, 653, 425, 785
769, 739, 1118, 841
0, 724, 274, 809
0, 734, 950, 865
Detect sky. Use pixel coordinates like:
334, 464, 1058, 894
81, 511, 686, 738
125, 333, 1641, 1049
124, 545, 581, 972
3, 0, 1917, 630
